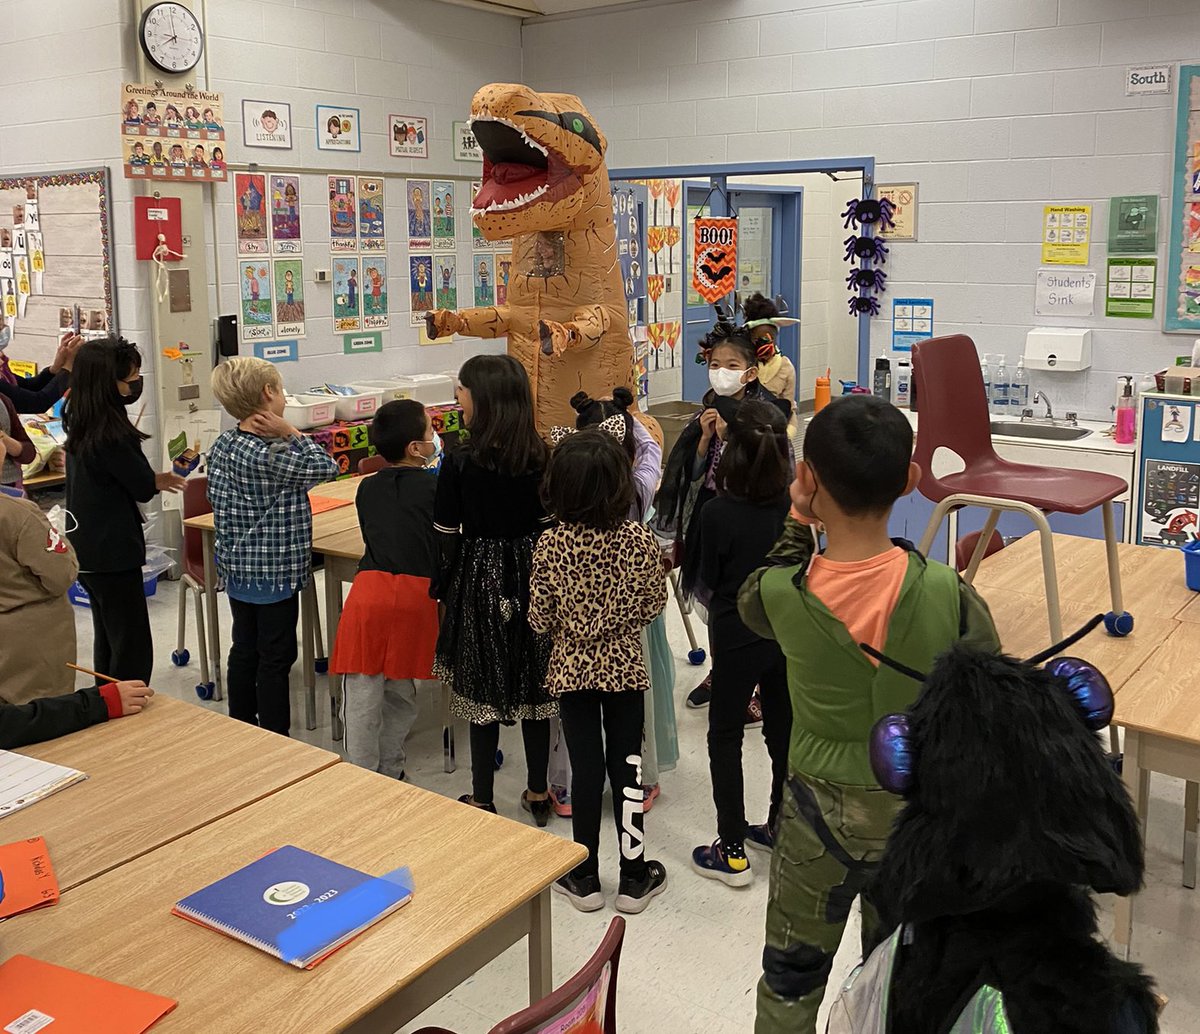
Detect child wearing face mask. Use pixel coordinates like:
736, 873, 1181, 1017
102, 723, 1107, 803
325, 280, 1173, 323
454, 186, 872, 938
654, 323, 792, 708
65, 337, 186, 684
331, 400, 442, 780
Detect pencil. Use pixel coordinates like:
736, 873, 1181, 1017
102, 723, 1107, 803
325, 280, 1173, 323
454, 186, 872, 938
66, 662, 121, 684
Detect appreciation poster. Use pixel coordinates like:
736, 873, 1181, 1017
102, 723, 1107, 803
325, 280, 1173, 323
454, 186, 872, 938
1041, 205, 1091, 265
1106, 257, 1157, 319
1108, 195, 1158, 254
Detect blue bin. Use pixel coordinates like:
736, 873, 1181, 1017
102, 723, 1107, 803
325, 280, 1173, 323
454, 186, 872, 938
1184, 539, 1200, 592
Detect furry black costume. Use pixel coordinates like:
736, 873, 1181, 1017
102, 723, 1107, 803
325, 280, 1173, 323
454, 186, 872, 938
828, 640, 1160, 1034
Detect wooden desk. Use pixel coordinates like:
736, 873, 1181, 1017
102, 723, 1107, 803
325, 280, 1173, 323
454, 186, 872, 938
1111, 622, 1200, 955
3, 764, 586, 1032
4, 695, 339, 892
183, 479, 361, 710
22, 470, 65, 491
973, 533, 1196, 623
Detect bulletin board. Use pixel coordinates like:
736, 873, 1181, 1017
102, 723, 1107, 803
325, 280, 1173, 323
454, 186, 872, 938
1165, 64, 1200, 333
0, 167, 117, 367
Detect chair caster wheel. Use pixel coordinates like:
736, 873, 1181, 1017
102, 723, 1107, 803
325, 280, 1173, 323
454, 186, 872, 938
1104, 610, 1134, 637
495, 748, 504, 770
171, 648, 190, 666
315, 658, 329, 675
1106, 751, 1124, 776
688, 648, 706, 665
195, 682, 215, 700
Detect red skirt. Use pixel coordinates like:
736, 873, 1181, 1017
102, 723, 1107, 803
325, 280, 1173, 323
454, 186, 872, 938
330, 570, 438, 681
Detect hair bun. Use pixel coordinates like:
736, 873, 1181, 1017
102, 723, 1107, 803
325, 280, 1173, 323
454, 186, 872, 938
569, 390, 592, 413
611, 386, 634, 410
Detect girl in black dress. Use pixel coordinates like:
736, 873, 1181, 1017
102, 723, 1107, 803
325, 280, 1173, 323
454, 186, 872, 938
433, 354, 555, 821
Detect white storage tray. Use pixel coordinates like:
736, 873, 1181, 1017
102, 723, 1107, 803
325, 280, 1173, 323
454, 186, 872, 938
284, 396, 337, 430
348, 379, 412, 403
298, 389, 381, 422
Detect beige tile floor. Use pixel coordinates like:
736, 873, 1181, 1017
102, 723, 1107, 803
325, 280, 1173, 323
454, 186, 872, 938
68, 575, 1197, 1033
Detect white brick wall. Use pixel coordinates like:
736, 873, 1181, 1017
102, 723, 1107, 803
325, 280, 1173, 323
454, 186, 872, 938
523, 0, 1199, 421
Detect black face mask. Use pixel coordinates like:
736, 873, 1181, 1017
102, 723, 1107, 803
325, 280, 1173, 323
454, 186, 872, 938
121, 378, 144, 406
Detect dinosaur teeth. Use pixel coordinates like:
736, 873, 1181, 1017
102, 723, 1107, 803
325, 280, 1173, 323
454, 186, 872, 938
473, 181, 550, 215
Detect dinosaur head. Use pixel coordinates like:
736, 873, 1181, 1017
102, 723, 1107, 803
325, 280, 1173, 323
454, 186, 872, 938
468, 83, 609, 240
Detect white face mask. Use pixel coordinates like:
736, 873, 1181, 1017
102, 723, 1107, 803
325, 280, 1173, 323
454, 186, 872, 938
709, 367, 747, 397
426, 431, 443, 467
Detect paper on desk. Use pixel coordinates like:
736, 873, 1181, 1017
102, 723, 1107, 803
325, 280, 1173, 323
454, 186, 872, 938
0, 750, 86, 819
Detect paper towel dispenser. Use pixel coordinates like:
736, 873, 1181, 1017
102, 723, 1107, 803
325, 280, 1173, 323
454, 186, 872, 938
1023, 328, 1092, 372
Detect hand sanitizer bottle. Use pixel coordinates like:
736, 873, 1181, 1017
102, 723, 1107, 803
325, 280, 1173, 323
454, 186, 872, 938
980, 355, 991, 409
992, 356, 1010, 414
1010, 357, 1029, 412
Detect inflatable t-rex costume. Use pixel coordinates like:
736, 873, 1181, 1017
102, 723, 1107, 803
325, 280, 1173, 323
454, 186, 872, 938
427, 83, 651, 436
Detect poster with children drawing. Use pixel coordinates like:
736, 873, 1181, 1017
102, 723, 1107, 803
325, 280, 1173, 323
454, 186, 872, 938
435, 254, 457, 310
358, 178, 386, 252
120, 82, 226, 181
270, 175, 301, 254
273, 259, 305, 338
362, 258, 389, 330
470, 181, 486, 249
333, 257, 361, 332
407, 180, 432, 249
235, 173, 269, 255
433, 180, 455, 250
474, 253, 495, 307
495, 250, 512, 306
409, 255, 434, 327
238, 260, 274, 343
328, 176, 357, 253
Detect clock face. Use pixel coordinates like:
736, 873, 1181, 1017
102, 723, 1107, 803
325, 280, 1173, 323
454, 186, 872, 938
139, 2, 203, 74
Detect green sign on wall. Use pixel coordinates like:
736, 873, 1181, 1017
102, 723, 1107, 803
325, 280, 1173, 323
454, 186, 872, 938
343, 331, 382, 354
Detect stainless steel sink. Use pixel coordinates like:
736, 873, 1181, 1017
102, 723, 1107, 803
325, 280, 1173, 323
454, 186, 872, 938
990, 420, 1092, 441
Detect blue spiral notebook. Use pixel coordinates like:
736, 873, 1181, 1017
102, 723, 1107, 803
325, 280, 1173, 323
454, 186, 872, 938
173, 845, 413, 969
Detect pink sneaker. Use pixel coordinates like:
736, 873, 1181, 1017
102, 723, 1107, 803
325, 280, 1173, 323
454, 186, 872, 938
643, 783, 660, 811
551, 784, 572, 818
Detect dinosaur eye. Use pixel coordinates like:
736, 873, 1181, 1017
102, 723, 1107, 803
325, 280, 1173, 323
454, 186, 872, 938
571, 117, 584, 133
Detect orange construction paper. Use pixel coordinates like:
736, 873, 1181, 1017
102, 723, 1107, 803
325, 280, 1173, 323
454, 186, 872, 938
308, 494, 354, 515
0, 836, 59, 920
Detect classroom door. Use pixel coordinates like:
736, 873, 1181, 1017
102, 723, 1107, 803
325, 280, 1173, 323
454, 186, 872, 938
682, 182, 803, 402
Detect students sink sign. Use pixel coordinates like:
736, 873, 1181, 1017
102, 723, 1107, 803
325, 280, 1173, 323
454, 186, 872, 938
692, 217, 738, 303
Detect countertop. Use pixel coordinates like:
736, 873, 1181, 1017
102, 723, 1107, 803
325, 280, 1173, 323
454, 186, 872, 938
899, 408, 1136, 456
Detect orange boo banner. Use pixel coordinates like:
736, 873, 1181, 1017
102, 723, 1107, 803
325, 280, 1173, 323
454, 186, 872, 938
692, 216, 738, 304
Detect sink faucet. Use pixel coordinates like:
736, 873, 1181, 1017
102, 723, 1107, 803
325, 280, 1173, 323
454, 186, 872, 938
1032, 390, 1054, 421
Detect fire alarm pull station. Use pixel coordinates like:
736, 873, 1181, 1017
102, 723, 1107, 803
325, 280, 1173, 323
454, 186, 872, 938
134, 195, 183, 261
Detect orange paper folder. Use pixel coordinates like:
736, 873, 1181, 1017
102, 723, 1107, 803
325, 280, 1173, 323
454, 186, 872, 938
0, 955, 177, 1033
0, 836, 59, 919
308, 494, 354, 515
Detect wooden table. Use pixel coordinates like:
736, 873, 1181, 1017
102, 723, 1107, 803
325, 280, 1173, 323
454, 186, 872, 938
3, 764, 586, 1032
183, 479, 361, 713
1111, 622, 1200, 956
22, 470, 65, 492
4, 695, 339, 892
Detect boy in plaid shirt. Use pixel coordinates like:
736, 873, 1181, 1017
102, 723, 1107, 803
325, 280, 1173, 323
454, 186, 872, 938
209, 358, 337, 735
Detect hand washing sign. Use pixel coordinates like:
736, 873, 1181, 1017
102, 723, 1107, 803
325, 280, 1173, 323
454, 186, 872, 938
1035, 269, 1096, 317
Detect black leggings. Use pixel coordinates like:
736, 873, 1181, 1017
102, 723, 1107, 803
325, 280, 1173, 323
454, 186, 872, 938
559, 690, 646, 881
708, 637, 792, 846
78, 569, 153, 684
469, 719, 550, 805
228, 594, 299, 737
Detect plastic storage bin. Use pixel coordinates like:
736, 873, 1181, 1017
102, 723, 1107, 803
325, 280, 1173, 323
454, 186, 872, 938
397, 373, 455, 405
1184, 539, 1200, 591
299, 388, 382, 422
348, 379, 411, 403
283, 395, 337, 430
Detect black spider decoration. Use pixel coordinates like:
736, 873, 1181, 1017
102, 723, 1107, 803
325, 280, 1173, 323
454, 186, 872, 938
846, 266, 887, 292
842, 196, 897, 230
845, 235, 889, 264
848, 294, 881, 317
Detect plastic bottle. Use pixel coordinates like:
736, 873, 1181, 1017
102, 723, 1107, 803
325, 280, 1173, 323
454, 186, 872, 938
1191, 338, 1200, 369
1138, 372, 1157, 399
980, 355, 991, 409
892, 358, 912, 409
872, 356, 891, 400
1115, 376, 1136, 445
814, 369, 831, 413
992, 356, 1010, 414
1009, 357, 1030, 413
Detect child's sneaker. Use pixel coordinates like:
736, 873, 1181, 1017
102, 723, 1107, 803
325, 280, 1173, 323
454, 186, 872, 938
642, 783, 660, 812
553, 870, 604, 912
691, 839, 753, 887
745, 823, 775, 853
551, 784, 572, 818
615, 860, 668, 914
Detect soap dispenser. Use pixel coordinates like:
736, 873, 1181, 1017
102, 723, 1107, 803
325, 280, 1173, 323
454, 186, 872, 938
1115, 376, 1136, 445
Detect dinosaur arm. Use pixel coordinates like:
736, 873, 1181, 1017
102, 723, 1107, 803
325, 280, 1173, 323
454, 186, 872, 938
427, 305, 511, 340
538, 304, 611, 357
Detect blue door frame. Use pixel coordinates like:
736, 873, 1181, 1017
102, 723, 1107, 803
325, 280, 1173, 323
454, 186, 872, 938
611, 158, 877, 387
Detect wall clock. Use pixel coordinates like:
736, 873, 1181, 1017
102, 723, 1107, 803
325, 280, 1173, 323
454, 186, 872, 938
139, 2, 204, 75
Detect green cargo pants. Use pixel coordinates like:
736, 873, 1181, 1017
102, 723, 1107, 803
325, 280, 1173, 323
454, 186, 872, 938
754, 774, 900, 1034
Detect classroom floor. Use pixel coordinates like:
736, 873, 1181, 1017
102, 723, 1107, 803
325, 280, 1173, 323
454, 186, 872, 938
70, 576, 1198, 1032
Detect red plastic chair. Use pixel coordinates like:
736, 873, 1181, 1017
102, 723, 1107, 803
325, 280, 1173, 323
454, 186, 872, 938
955, 530, 1004, 573
173, 476, 215, 698
412, 917, 625, 1034
913, 335, 1131, 640
357, 453, 388, 475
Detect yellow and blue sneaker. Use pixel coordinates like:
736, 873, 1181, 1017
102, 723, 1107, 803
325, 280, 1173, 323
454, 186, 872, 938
692, 838, 753, 888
